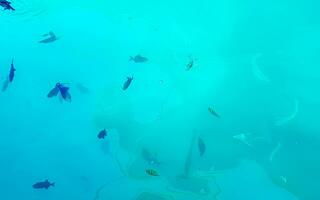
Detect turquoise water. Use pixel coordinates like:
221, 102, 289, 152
0, 0, 319, 199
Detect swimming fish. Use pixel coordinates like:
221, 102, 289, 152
39, 31, 58, 43
9, 58, 15, 82
186, 56, 198, 71
208, 106, 220, 118
146, 169, 159, 176
198, 137, 206, 157
186, 59, 194, 71
141, 148, 160, 165
47, 83, 72, 102
129, 54, 148, 63
0, 0, 15, 11
97, 129, 107, 139
2, 59, 15, 92
122, 76, 133, 90
32, 179, 55, 189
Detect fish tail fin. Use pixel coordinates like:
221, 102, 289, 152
51, 182, 55, 187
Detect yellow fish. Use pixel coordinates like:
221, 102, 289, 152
146, 169, 159, 176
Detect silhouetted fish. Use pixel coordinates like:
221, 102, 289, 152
47, 83, 71, 102
208, 106, 220, 118
186, 58, 194, 71
0, 0, 15, 11
9, 58, 15, 82
186, 56, 197, 71
129, 55, 148, 63
97, 129, 107, 139
198, 137, 206, 157
32, 180, 55, 189
59, 85, 71, 101
122, 76, 133, 90
2, 59, 15, 92
39, 31, 58, 43
146, 169, 159, 176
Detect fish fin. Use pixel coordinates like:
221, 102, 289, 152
51, 182, 55, 187
47, 86, 59, 98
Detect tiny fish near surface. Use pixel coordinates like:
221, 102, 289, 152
9, 58, 15, 82
2, 58, 15, 92
97, 129, 107, 139
129, 54, 148, 63
33, 180, 55, 189
146, 169, 159, 176
47, 83, 72, 102
208, 106, 220, 118
39, 31, 58, 43
122, 76, 133, 90
0, 0, 15, 11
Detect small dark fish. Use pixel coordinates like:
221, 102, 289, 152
129, 54, 148, 63
2, 59, 15, 92
47, 83, 72, 102
208, 106, 220, 118
198, 137, 206, 157
146, 169, 159, 176
32, 179, 55, 189
97, 129, 107, 139
186, 56, 197, 71
122, 76, 133, 90
39, 31, 58, 43
141, 148, 160, 165
0, 0, 15, 11
9, 58, 15, 82
186, 59, 194, 71
59, 85, 71, 101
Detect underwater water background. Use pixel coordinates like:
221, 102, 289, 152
0, 0, 320, 199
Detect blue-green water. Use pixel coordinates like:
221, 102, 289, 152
0, 0, 319, 199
